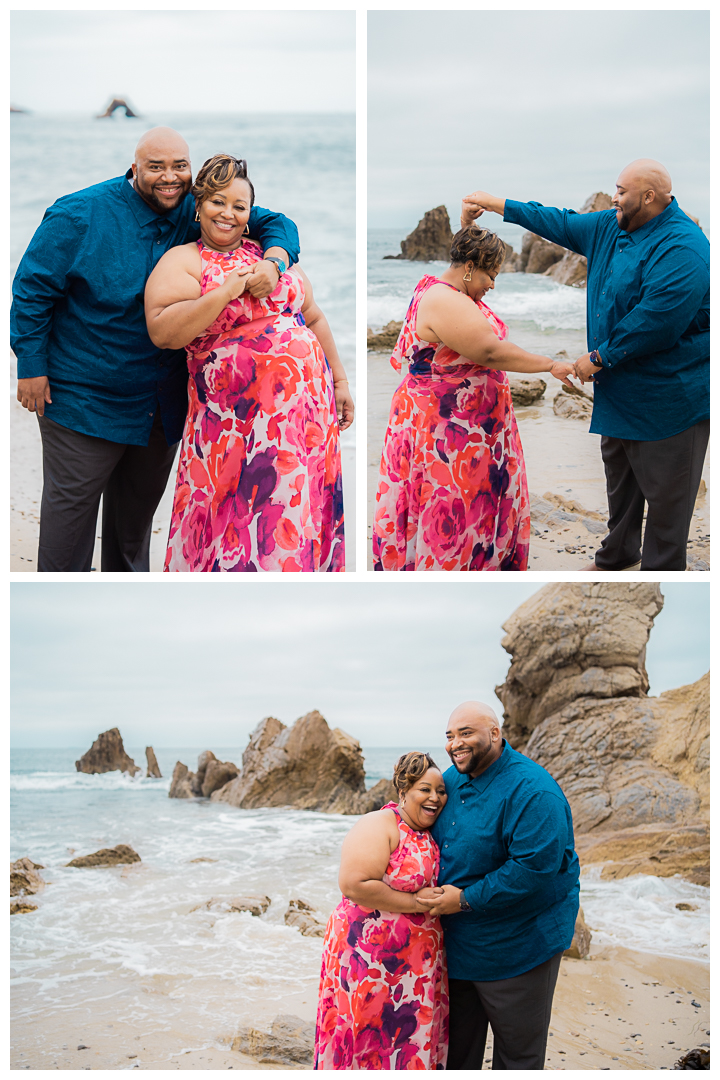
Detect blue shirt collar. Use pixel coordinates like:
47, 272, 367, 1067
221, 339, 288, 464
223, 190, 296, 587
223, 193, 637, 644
121, 168, 187, 230
618, 195, 678, 245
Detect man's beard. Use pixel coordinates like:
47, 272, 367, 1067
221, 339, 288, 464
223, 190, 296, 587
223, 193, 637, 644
134, 179, 186, 215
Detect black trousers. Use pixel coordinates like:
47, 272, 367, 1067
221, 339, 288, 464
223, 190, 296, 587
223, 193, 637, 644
447, 952, 562, 1070
595, 419, 709, 571
37, 413, 179, 572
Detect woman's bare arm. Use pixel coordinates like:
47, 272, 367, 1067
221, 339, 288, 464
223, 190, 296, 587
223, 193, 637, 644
144, 244, 250, 350
338, 810, 439, 914
298, 267, 354, 430
417, 285, 574, 384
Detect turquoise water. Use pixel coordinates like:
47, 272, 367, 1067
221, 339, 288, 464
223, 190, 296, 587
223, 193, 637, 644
10, 110, 356, 447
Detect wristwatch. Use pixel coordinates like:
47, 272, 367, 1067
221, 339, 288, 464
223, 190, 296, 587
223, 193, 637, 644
264, 256, 286, 279
589, 349, 603, 368
458, 890, 472, 912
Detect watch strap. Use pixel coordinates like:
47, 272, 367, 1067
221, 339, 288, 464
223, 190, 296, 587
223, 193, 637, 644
264, 255, 286, 278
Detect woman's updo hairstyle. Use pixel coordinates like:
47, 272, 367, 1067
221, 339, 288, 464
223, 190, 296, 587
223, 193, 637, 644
192, 154, 255, 208
393, 751, 440, 799
450, 225, 505, 273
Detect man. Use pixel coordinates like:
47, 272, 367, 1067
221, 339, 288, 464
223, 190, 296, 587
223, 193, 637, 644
421, 701, 579, 1070
11, 127, 299, 572
461, 160, 709, 571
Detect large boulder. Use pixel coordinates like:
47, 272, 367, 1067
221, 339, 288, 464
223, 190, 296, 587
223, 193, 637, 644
168, 751, 238, 799
284, 898, 326, 937
212, 710, 387, 814
75, 728, 140, 776
519, 192, 613, 287
553, 385, 593, 420
388, 206, 454, 262
564, 907, 592, 959
508, 377, 546, 406
545, 251, 588, 287
231, 1014, 314, 1067
495, 585, 709, 880
367, 320, 403, 351
66, 844, 141, 868
145, 746, 162, 778
11, 857, 45, 896
524, 236, 566, 274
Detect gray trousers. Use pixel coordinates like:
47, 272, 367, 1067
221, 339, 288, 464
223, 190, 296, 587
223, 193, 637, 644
447, 951, 562, 1070
595, 418, 709, 571
37, 413, 179, 572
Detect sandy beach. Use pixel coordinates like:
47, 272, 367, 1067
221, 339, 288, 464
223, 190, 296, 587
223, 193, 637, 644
10, 940, 709, 1070
367, 349, 710, 571
10, 399, 356, 573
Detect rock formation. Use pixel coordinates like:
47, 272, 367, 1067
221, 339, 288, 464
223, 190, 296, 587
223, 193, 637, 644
66, 844, 141, 868
211, 710, 394, 814
284, 898, 326, 936
553, 384, 593, 421
564, 907, 592, 959
367, 320, 403, 351
11, 857, 45, 896
192, 895, 271, 917
232, 1014, 315, 1066
145, 747, 162, 778
508, 377, 546, 407
385, 206, 453, 262
96, 97, 139, 118
168, 751, 239, 799
11, 899, 38, 914
75, 728, 140, 776
496, 585, 709, 882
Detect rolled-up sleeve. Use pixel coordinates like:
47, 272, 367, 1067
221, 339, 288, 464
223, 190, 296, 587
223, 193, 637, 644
464, 792, 569, 911
598, 247, 709, 368
248, 205, 300, 265
504, 199, 601, 257
11, 207, 83, 379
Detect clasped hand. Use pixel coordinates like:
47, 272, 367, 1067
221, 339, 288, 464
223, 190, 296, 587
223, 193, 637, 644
414, 884, 463, 916
223, 260, 281, 302
572, 352, 598, 384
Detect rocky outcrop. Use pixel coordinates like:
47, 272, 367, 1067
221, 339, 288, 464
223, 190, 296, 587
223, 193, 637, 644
545, 251, 588, 287
553, 383, 594, 421
168, 751, 239, 799
96, 97, 139, 118
284, 898, 326, 937
367, 320, 402, 351
498, 242, 520, 273
11, 899, 38, 914
385, 206, 453, 262
212, 710, 390, 814
11, 858, 45, 896
564, 907, 592, 959
66, 844, 141, 868
496, 585, 709, 880
508, 377, 546, 406
75, 728, 140, 776
231, 1014, 314, 1067
145, 747, 162, 778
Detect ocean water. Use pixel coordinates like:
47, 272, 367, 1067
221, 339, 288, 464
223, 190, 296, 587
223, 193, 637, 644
11, 747, 708, 1059
368, 226, 588, 361
10, 111, 356, 449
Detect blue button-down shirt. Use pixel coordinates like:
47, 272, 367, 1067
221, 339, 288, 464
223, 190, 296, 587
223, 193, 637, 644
432, 741, 579, 981
11, 171, 300, 446
504, 197, 709, 441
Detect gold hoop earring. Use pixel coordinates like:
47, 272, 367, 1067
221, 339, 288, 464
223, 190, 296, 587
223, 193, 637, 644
243, 224, 249, 236
194, 210, 200, 222
463, 268, 473, 283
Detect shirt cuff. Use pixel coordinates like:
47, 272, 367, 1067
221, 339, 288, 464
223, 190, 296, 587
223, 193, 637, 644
16, 357, 49, 380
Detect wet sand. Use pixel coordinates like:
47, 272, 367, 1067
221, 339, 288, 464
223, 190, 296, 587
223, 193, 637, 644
11, 942, 708, 1070
10, 399, 356, 572
367, 350, 710, 571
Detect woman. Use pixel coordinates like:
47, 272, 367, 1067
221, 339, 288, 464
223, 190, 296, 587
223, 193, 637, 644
145, 154, 353, 572
372, 225, 575, 571
314, 752, 449, 1070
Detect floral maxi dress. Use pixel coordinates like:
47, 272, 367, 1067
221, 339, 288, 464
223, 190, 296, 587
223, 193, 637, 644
314, 804, 449, 1070
165, 240, 344, 572
372, 275, 530, 571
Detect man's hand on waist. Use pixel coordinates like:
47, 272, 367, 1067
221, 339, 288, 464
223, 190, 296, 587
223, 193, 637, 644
415, 884, 463, 916
461, 191, 506, 227
17, 376, 52, 416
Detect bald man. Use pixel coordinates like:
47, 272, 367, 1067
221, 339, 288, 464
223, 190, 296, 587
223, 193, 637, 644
422, 701, 579, 1070
11, 127, 299, 571
461, 161, 709, 571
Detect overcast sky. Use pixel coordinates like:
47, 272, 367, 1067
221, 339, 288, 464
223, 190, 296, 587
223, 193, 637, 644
11, 583, 709, 750
10, 10, 355, 114
368, 10, 709, 228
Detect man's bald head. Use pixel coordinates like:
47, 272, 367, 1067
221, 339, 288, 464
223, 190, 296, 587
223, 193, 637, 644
613, 158, 673, 233
445, 700, 503, 778
131, 127, 192, 215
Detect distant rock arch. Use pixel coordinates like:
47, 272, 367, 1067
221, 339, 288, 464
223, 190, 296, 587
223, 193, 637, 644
96, 97, 139, 119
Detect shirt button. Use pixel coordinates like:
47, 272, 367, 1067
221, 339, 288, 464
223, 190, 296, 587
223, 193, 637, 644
156, 240, 161, 245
